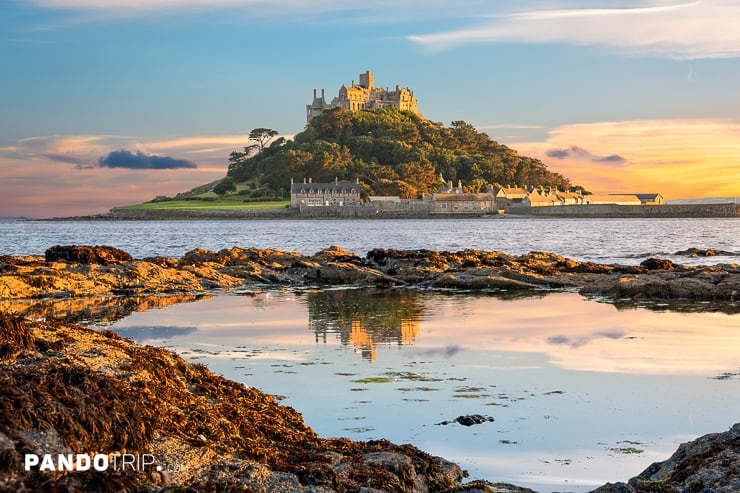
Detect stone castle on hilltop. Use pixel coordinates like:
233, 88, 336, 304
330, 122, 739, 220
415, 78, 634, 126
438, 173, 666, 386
307, 70, 418, 123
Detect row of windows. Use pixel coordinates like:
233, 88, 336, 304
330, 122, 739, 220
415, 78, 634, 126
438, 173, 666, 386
439, 203, 492, 210
302, 199, 348, 206
296, 191, 358, 196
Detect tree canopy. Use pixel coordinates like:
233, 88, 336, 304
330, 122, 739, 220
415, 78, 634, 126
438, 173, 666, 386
227, 109, 575, 198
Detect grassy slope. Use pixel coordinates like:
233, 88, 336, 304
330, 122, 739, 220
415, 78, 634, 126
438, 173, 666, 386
115, 199, 289, 211
116, 180, 289, 211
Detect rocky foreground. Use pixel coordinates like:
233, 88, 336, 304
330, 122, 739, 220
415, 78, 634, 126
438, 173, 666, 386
1, 245, 738, 309
0, 245, 739, 492
1, 312, 739, 493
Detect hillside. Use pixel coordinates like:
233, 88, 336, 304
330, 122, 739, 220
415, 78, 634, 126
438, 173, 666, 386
223, 108, 577, 200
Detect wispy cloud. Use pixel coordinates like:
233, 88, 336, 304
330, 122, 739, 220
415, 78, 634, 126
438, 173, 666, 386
476, 123, 544, 130
409, 1, 740, 59
27, 0, 491, 23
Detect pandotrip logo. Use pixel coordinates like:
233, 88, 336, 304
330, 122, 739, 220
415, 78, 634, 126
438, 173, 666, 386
24, 453, 187, 473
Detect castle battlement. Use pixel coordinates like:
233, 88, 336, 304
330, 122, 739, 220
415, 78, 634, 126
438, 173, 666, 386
307, 70, 419, 124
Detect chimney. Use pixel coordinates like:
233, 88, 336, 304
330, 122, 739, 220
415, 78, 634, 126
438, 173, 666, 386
313, 89, 317, 99
321, 88, 325, 99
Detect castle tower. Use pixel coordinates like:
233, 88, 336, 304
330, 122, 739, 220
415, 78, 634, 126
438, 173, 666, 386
306, 70, 418, 122
359, 70, 374, 89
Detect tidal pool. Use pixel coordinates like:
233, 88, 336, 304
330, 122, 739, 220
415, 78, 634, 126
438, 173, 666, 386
103, 288, 740, 492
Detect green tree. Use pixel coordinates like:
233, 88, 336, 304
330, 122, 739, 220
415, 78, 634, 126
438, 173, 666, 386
222, 108, 578, 198
213, 176, 237, 196
249, 128, 279, 158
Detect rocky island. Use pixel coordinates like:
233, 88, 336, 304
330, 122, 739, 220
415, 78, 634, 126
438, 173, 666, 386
1, 245, 739, 492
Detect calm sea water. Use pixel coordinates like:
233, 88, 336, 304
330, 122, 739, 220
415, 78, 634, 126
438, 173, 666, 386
102, 289, 740, 492
1, 217, 739, 265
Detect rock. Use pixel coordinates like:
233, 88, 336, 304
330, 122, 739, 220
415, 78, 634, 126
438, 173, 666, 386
674, 247, 736, 257
588, 482, 636, 493
455, 415, 494, 426
311, 245, 361, 263
640, 258, 675, 270
2, 246, 739, 307
0, 432, 20, 476
180, 247, 219, 264
446, 481, 538, 493
437, 415, 495, 426
431, 273, 541, 291
45, 245, 133, 264
626, 423, 740, 493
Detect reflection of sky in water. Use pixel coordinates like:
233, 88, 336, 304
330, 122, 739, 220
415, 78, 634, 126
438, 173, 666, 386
108, 289, 740, 492
111, 325, 197, 343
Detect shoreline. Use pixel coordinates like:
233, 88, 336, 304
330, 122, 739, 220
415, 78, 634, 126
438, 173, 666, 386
1, 245, 737, 310
32, 201, 740, 221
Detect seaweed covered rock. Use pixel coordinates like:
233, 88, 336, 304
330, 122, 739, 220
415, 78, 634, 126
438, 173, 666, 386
639, 258, 675, 270
0, 313, 464, 493
45, 245, 133, 264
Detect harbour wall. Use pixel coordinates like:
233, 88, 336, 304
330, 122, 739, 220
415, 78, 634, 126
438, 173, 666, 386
506, 203, 739, 218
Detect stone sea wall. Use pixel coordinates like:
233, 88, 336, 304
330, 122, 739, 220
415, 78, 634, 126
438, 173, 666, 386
507, 203, 739, 217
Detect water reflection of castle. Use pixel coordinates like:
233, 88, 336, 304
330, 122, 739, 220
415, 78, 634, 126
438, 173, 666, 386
307, 289, 422, 361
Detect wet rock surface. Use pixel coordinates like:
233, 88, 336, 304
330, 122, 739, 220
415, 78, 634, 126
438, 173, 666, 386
588, 423, 740, 493
0, 246, 738, 310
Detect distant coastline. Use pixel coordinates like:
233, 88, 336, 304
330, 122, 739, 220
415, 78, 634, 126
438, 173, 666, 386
41, 201, 740, 221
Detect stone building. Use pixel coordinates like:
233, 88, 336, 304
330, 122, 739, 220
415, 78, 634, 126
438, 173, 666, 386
427, 180, 495, 213
585, 194, 642, 205
494, 186, 529, 208
307, 70, 418, 123
428, 192, 496, 213
611, 193, 665, 205
290, 178, 362, 208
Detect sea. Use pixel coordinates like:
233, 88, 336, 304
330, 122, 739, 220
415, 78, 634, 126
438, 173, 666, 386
2, 217, 739, 265
2, 217, 739, 492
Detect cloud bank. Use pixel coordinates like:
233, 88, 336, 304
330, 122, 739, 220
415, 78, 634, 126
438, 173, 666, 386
409, 1, 740, 59
546, 145, 626, 165
98, 150, 197, 169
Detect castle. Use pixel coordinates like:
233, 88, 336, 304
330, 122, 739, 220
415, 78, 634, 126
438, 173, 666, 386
306, 70, 418, 123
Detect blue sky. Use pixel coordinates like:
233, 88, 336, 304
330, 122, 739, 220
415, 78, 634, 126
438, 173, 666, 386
2, 0, 740, 217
